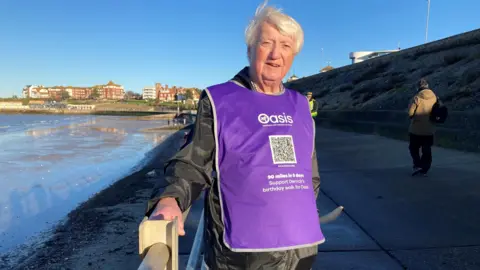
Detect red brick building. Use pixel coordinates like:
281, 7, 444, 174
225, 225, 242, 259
70, 88, 93, 99
22, 81, 124, 100
155, 83, 176, 101
94, 81, 125, 100
154, 83, 201, 102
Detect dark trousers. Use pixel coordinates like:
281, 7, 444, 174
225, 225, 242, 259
409, 133, 434, 173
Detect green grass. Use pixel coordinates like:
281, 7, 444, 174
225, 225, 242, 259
119, 99, 149, 105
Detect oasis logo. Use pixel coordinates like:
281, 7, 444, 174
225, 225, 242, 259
258, 113, 293, 125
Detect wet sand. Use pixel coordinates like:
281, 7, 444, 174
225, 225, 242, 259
1, 127, 190, 270
140, 125, 187, 133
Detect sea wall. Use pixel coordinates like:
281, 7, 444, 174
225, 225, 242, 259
315, 110, 480, 152
286, 28, 480, 152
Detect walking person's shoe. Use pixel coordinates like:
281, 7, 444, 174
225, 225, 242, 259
412, 166, 422, 176
419, 170, 428, 177
412, 168, 429, 177
412, 167, 427, 176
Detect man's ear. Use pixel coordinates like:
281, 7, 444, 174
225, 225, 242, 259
247, 46, 252, 62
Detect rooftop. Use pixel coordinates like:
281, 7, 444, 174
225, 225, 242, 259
321, 65, 335, 72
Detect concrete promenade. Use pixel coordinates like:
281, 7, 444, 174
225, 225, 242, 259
313, 128, 480, 269
179, 127, 480, 269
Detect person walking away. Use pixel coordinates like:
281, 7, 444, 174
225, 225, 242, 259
306, 92, 318, 118
408, 78, 437, 176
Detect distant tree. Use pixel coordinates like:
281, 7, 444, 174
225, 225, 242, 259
126, 90, 135, 100
61, 91, 70, 100
185, 89, 194, 100
90, 88, 100, 99
11, 95, 18, 99
193, 88, 202, 97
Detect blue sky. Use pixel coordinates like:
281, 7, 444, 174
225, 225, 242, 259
0, 0, 478, 97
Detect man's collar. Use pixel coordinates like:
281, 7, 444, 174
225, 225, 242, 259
231, 66, 285, 94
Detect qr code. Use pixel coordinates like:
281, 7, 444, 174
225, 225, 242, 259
269, 135, 297, 164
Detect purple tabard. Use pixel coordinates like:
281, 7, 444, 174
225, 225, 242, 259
206, 82, 325, 252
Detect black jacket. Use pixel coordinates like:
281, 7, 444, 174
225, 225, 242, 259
146, 67, 321, 270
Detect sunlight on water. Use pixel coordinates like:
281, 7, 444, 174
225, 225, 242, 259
0, 114, 170, 254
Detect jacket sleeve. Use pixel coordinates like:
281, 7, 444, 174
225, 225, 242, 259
145, 92, 215, 216
408, 96, 418, 119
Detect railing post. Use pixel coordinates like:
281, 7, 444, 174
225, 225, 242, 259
138, 217, 178, 270
138, 208, 190, 270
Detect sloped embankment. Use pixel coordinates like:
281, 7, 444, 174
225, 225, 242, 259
286, 29, 480, 152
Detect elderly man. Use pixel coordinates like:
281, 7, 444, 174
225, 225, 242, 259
146, 3, 324, 269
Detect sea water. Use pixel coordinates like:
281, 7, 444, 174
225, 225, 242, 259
0, 113, 170, 254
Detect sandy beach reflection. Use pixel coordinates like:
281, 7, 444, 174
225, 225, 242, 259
24, 120, 97, 138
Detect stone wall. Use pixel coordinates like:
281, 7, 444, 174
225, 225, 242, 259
315, 110, 480, 152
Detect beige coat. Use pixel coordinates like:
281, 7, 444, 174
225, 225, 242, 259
408, 89, 437, 135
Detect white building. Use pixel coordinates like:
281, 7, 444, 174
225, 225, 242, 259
142, 86, 157, 99
349, 50, 400, 64
0, 102, 29, 110
142, 86, 156, 100
22, 85, 40, 98
67, 104, 96, 111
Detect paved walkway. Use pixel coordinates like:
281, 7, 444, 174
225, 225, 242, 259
313, 128, 480, 270
179, 128, 480, 269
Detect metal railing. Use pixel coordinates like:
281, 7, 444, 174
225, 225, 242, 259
185, 210, 205, 270
138, 205, 344, 270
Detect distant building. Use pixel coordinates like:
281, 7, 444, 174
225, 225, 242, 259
287, 74, 299, 82
349, 50, 400, 64
22, 81, 125, 100
69, 87, 93, 99
142, 86, 156, 100
154, 83, 201, 102
94, 81, 125, 100
320, 65, 334, 73
156, 83, 175, 101
0, 102, 29, 110
23, 85, 41, 98
22, 85, 32, 98
67, 104, 96, 111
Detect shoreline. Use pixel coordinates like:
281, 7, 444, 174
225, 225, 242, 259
0, 126, 191, 270
0, 109, 174, 117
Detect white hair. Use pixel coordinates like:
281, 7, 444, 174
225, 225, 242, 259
245, 1, 304, 54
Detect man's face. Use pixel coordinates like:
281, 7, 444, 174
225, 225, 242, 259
307, 94, 312, 100
249, 22, 296, 86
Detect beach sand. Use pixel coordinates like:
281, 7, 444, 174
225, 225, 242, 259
3, 127, 190, 270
